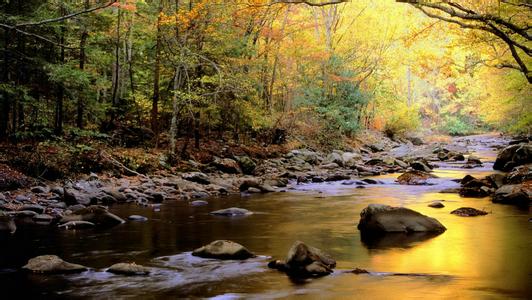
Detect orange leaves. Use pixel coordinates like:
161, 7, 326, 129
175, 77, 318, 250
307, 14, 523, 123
160, 0, 210, 30
111, 1, 137, 12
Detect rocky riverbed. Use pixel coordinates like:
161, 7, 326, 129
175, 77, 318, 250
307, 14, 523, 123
0, 133, 530, 298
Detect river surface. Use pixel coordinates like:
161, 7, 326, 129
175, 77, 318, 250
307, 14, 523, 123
1, 135, 531, 299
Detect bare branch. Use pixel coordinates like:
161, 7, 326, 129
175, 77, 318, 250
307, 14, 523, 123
15, 1, 118, 27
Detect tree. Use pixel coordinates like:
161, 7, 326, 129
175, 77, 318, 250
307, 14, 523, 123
397, 0, 532, 83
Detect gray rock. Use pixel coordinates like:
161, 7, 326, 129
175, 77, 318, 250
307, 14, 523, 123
23, 255, 87, 274
20, 204, 45, 214
494, 143, 532, 171
9, 210, 38, 218
15, 195, 31, 203
50, 186, 64, 196
107, 263, 150, 275
268, 241, 336, 277
492, 184, 531, 206
357, 204, 446, 233
342, 152, 362, 167
247, 187, 262, 193
182, 172, 211, 184
210, 207, 253, 217
192, 240, 255, 260
31, 186, 48, 194
103, 188, 127, 202
326, 152, 344, 167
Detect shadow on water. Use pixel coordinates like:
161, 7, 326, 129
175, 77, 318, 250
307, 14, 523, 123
360, 231, 444, 249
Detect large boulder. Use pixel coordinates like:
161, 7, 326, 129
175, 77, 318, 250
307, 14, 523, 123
212, 157, 242, 174
326, 152, 344, 167
357, 204, 446, 233
492, 182, 531, 206
289, 149, 320, 165
23, 255, 87, 274
268, 241, 336, 277
342, 152, 362, 167
396, 170, 437, 185
235, 156, 257, 175
192, 240, 255, 260
60, 205, 125, 228
493, 144, 532, 171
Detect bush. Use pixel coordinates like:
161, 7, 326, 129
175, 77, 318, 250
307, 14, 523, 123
383, 104, 420, 138
440, 115, 474, 136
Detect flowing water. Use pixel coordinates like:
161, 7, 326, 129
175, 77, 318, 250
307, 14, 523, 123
1, 135, 531, 299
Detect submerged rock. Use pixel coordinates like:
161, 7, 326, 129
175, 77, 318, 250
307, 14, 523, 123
128, 215, 148, 222
450, 207, 488, 217
107, 263, 150, 275
23, 255, 87, 274
268, 241, 336, 277
210, 207, 252, 217
192, 240, 255, 260
357, 204, 446, 233
428, 201, 445, 208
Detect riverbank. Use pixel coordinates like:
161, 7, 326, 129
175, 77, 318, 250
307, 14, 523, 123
0, 132, 530, 234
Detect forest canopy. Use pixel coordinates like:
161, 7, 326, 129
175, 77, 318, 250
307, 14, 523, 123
0, 0, 530, 151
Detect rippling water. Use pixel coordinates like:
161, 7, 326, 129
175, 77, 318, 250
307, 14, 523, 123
1, 136, 530, 299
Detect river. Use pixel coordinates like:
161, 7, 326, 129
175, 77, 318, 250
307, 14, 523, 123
1, 135, 530, 299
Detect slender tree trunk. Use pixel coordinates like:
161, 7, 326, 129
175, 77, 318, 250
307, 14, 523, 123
169, 0, 181, 155
110, 5, 122, 125
54, 6, 66, 135
0, 29, 10, 139
77, 0, 90, 129
151, 0, 163, 138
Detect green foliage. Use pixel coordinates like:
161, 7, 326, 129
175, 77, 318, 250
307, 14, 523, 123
383, 103, 421, 137
296, 55, 369, 139
439, 115, 474, 136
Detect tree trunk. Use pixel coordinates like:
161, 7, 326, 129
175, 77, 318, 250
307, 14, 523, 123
0, 29, 10, 139
77, 0, 90, 129
54, 6, 66, 136
110, 5, 122, 125
151, 0, 163, 140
